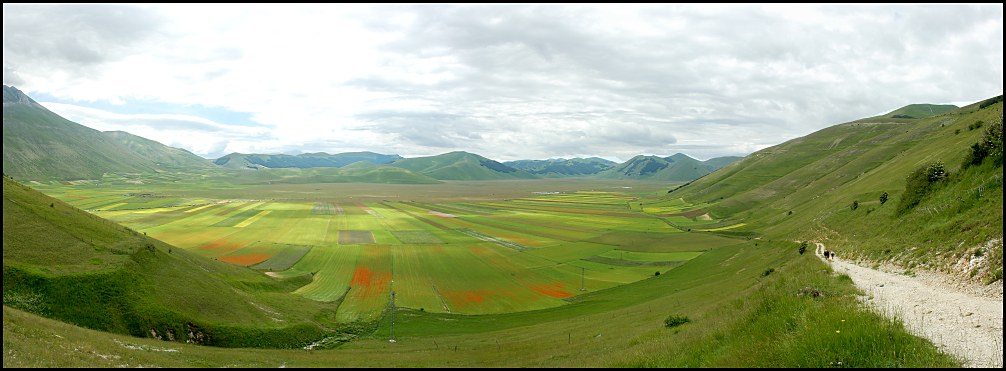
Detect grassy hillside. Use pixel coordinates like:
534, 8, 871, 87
391, 151, 538, 180
669, 96, 1003, 283
504, 157, 616, 177
2, 176, 352, 348
214, 151, 402, 169
880, 103, 959, 119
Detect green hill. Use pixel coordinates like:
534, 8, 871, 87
597, 153, 739, 181
1, 176, 347, 348
669, 97, 1003, 283
851, 103, 960, 124
504, 157, 617, 177
390, 151, 538, 180
214, 151, 403, 169
2, 85, 214, 181
881, 103, 959, 119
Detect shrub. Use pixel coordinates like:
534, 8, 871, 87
850, 200, 859, 211
963, 120, 1002, 168
978, 95, 1003, 109
799, 241, 808, 255
897, 161, 946, 213
879, 192, 889, 205
664, 314, 691, 328
762, 268, 775, 277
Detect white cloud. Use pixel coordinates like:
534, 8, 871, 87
4, 4, 1003, 162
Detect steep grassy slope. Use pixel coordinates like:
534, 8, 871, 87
2, 176, 348, 348
390, 151, 538, 180
214, 151, 402, 169
669, 96, 1003, 283
105, 131, 214, 170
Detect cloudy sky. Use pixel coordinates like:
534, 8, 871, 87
3, 4, 1002, 162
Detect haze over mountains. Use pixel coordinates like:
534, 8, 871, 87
2, 85, 739, 182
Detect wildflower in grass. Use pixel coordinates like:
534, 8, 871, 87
836, 330, 841, 333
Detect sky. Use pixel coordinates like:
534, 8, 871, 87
3, 4, 1003, 162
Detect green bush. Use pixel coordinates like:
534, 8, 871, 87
664, 314, 691, 328
963, 121, 1002, 168
897, 161, 946, 214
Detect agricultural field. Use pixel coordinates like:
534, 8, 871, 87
31, 179, 739, 320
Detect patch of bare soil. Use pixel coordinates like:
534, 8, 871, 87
816, 243, 1003, 368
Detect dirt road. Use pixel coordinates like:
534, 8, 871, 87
815, 243, 1003, 368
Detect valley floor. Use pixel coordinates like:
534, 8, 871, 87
815, 243, 1003, 368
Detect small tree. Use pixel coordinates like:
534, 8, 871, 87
851, 200, 859, 211
799, 241, 808, 255
879, 192, 889, 205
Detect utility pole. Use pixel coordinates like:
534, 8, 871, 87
388, 248, 396, 341
389, 290, 396, 343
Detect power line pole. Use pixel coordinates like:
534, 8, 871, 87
389, 289, 396, 343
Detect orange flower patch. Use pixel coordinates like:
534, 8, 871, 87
349, 266, 392, 299
530, 282, 572, 298
218, 253, 271, 266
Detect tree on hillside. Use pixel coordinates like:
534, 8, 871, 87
879, 192, 889, 205
897, 161, 948, 214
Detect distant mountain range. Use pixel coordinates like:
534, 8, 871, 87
390, 151, 537, 180
504, 157, 617, 177
595, 153, 744, 181
214, 152, 403, 169
2, 85, 741, 182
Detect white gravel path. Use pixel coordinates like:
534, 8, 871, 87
816, 243, 1003, 368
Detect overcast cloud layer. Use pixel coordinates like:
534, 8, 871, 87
3, 4, 1003, 161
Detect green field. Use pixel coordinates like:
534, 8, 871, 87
32, 179, 707, 319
